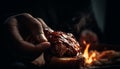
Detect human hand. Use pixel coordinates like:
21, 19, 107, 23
5, 13, 53, 60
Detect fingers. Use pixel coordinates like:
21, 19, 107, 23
5, 17, 24, 41
37, 18, 54, 33
31, 18, 48, 43
17, 13, 48, 43
6, 13, 51, 43
36, 42, 51, 52
4, 13, 52, 59
35, 33, 48, 43
22, 14, 48, 43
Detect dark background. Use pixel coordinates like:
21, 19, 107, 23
0, 0, 120, 44
0, 0, 120, 67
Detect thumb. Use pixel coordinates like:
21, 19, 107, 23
36, 42, 51, 52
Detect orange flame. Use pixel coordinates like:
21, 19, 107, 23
83, 44, 90, 59
82, 40, 96, 64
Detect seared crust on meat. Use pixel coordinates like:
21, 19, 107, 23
44, 30, 81, 57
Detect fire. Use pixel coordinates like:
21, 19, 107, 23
83, 44, 90, 59
82, 40, 97, 65
79, 40, 120, 67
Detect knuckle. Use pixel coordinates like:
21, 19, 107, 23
37, 18, 43, 21
20, 13, 33, 18
21, 13, 31, 16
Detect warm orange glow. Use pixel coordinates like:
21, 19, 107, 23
83, 40, 87, 45
85, 52, 96, 64
82, 40, 97, 65
83, 44, 90, 59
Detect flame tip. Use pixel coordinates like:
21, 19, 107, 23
82, 40, 97, 65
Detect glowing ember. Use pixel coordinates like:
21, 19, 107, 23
83, 40, 87, 45
82, 40, 97, 65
